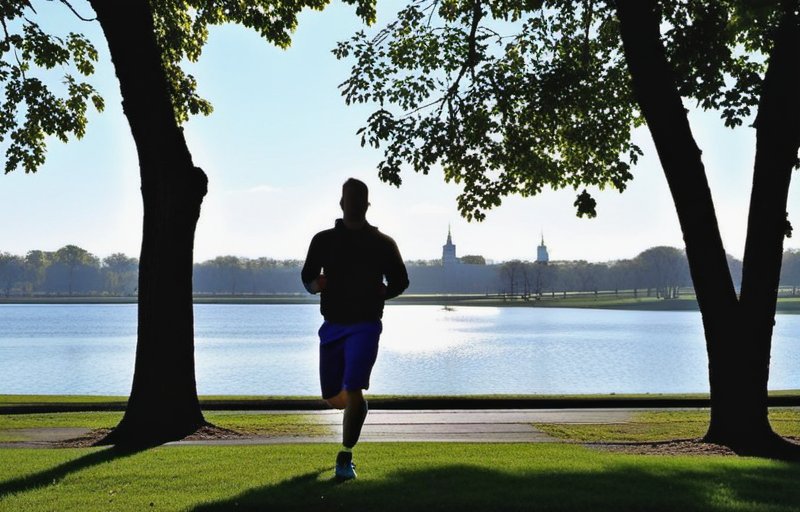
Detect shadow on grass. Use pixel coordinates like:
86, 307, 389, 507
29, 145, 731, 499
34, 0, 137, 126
189, 462, 800, 512
0, 446, 145, 500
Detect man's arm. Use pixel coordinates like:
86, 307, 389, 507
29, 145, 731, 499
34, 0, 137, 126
383, 238, 409, 300
301, 235, 326, 294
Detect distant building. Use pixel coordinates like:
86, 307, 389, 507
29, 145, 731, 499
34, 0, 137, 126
537, 235, 549, 264
442, 225, 459, 266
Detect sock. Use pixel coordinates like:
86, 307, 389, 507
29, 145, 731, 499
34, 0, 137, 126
341, 446, 353, 453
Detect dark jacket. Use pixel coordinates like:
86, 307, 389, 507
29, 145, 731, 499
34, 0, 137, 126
301, 219, 409, 323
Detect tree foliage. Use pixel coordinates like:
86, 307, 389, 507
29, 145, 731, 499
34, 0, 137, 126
334, 0, 782, 221
0, 0, 377, 173
0, 1, 104, 173
335, 0, 644, 220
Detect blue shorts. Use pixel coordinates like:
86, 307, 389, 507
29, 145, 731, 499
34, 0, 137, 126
318, 320, 382, 400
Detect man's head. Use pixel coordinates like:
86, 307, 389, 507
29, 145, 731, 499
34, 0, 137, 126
340, 178, 369, 222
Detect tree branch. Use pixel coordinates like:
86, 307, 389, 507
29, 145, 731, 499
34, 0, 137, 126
47, 0, 97, 21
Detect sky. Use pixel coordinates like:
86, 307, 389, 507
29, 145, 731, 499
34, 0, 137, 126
1, 1, 798, 265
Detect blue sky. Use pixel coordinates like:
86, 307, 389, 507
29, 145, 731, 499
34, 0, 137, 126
1, 1, 797, 264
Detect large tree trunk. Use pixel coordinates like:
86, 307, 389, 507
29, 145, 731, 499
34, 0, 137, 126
616, 0, 799, 457
731, 6, 800, 456
90, 0, 208, 447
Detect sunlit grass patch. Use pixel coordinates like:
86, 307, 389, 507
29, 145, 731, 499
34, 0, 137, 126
0, 411, 327, 442
0, 412, 123, 430
535, 408, 800, 443
204, 412, 329, 437
768, 408, 800, 437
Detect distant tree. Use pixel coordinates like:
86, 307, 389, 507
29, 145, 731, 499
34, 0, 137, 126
204, 255, 245, 294
337, 0, 800, 456
2, 0, 377, 446
528, 259, 553, 297
0, 252, 24, 297
634, 246, 689, 299
23, 250, 51, 295
606, 258, 639, 296
405, 258, 443, 266
500, 259, 526, 297
248, 257, 279, 294
103, 253, 138, 295
460, 254, 486, 265
277, 259, 304, 268
574, 261, 604, 294
781, 250, 800, 293
51, 244, 100, 295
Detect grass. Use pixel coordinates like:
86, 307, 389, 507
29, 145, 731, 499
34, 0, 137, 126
3, 408, 800, 510
206, 412, 328, 437
0, 412, 328, 442
535, 408, 800, 443
2, 443, 800, 511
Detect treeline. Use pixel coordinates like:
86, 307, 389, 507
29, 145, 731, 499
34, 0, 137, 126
500, 246, 702, 299
3, 244, 800, 298
0, 246, 138, 297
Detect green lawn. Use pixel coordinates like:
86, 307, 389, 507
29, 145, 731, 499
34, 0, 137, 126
2, 443, 800, 512
535, 408, 800, 442
0, 412, 327, 442
3, 408, 800, 510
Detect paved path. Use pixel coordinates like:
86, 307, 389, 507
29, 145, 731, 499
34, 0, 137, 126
172, 409, 635, 446
1, 409, 637, 448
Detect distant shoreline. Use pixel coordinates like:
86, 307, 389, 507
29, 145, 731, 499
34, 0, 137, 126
3, 294, 800, 312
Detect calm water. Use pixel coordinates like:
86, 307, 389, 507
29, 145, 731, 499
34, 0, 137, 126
1, 304, 799, 395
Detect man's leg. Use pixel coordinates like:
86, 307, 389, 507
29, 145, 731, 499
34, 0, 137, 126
324, 390, 369, 449
342, 389, 368, 449
330, 388, 368, 481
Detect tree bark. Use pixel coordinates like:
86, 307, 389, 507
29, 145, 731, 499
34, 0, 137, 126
729, 6, 800, 455
90, 0, 208, 446
616, 0, 799, 456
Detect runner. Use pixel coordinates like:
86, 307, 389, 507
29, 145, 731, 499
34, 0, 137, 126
301, 178, 409, 480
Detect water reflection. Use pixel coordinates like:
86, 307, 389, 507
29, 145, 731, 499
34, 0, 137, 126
0, 303, 798, 395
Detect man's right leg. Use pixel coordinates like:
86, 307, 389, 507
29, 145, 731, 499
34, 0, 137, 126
329, 389, 367, 481
342, 389, 368, 449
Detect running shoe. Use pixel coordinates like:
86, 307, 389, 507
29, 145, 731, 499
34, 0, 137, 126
335, 451, 357, 481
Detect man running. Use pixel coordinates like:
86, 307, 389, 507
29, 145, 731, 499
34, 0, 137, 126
301, 178, 409, 480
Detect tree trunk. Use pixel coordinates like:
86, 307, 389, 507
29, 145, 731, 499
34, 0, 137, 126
727, 6, 800, 456
90, 0, 208, 447
616, 0, 797, 456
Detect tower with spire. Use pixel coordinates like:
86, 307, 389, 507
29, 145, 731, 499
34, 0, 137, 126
536, 234, 549, 264
442, 225, 459, 266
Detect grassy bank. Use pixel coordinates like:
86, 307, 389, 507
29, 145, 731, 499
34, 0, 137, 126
5, 293, 800, 312
4, 392, 800, 414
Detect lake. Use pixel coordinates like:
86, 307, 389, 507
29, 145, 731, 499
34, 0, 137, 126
1, 304, 799, 396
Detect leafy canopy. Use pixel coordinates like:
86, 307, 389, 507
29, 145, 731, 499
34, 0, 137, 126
0, 1, 103, 174
0, 0, 377, 174
335, 0, 773, 221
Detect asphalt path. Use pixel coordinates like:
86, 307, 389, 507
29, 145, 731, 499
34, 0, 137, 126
173, 408, 637, 446
0, 408, 643, 448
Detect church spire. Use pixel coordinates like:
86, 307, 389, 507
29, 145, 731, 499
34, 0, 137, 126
443, 224, 457, 265
537, 231, 549, 264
